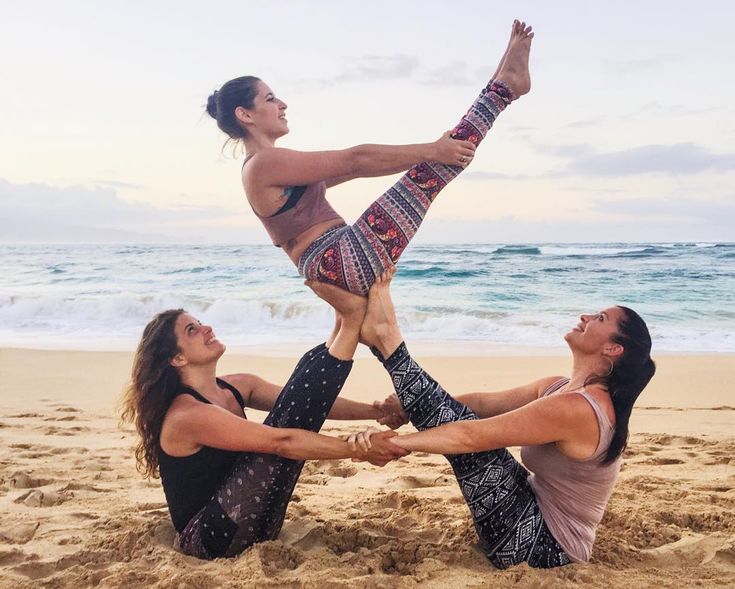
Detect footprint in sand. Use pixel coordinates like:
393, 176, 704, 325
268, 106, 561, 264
59, 482, 113, 493
0, 548, 32, 566
8, 472, 52, 489
13, 489, 72, 507
50, 446, 85, 455
10, 561, 57, 581
643, 457, 685, 465
8, 443, 34, 450
0, 521, 40, 544
370, 491, 420, 511
303, 460, 358, 478
642, 534, 734, 569
42, 425, 89, 436
392, 474, 453, 489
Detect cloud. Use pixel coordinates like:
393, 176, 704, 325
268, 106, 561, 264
306, 54, 420, 88
462, 171, 541, 181
412, 195, 735, 243
303, 55, 482, 88
564, 116, 607, 129
529, 142, 595, 159
569, 143, 735, 176
635, 101, 721, 118
591, 195, 735, 223
418, 60, 473, 86
92, 179, 144, 190
603, 54, 677, 74
0, 178, 238, 242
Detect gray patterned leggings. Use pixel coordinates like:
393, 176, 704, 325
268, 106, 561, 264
179, 342, 352, 559
377, 342, 571, 569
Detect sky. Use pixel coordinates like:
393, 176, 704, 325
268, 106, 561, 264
1, 0, 734, 244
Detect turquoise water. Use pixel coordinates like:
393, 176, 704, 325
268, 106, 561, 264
1, 242, 733, 352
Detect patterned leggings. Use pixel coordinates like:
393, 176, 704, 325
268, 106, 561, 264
178, 343, 352, 559
376, 343, 571, 569
298, 80, 514, 296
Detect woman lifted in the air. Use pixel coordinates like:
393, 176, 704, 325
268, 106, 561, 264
207, 20, 533, 296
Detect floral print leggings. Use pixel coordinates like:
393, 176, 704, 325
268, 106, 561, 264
298, 80, 515, 296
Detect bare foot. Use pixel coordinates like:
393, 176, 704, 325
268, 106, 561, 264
494, 19, 533, 98
491, 19, 517, 80
360, 267, 402, 357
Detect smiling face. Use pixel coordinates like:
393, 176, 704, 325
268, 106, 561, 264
564, 306, 626, 357
170, 312, 226, 369
235, 80, 289, 139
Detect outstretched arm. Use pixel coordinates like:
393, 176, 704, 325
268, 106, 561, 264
355, 393, 594, 457
453, 376, 565, 418
162, 397, 408, 466
248, 131, 475, 189
226, 372, 400, 424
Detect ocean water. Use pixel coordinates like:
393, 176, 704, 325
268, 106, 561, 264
1, 242, 734, 353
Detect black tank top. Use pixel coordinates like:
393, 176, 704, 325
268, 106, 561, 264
158, 378, 246, 532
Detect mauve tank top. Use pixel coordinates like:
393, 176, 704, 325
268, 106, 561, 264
243, 155, 344, 247
520, 378, 620, 563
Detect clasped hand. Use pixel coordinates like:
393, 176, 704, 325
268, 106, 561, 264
346, 427, 409, 467
373, 393, 408, 429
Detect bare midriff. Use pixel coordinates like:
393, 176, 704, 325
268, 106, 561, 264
283, 218, 346, 264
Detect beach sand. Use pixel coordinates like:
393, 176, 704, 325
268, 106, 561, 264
0, 347, 733, 588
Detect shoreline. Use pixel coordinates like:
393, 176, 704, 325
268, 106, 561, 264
3, 341, 735, 357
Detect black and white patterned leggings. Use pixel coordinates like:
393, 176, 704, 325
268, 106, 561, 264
378, 342, 571, 569
179, 342, 352, 559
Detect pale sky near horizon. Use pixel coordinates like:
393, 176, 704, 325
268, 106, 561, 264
1, 0, 734, 243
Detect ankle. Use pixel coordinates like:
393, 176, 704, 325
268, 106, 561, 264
375, 326, 402, 359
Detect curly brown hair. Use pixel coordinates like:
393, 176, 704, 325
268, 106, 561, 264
120, 309, 184, 479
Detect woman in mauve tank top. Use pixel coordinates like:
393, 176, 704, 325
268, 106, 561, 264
206, 21, 534, 297
311, 270, 655, 569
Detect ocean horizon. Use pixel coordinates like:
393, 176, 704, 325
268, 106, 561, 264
1, 241, 734, 354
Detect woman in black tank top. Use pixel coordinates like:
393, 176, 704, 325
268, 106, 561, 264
121, 287, 407, 559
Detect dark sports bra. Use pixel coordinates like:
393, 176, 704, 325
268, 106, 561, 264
179, 378, 246, 409
241, 154, 344, 247
158, 378, 247, 532
242, 154, 307, 217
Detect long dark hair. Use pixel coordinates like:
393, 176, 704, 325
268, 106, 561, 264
586, 306, 656, 464
121, 309, 184, 479
206, 75, 261, 140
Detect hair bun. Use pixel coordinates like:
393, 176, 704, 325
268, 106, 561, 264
206, 91, 219, 119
